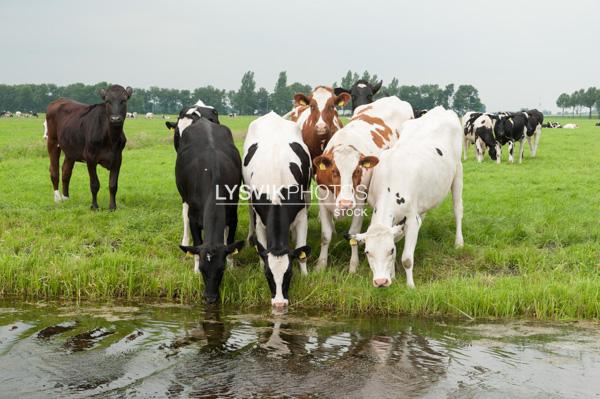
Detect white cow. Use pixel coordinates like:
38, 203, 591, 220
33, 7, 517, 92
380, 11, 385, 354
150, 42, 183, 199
562, 123, 578, 129
349, 107, 464, 288
312, 96, 414, 273
242, 112, 312, 307
145, 112, 154, 119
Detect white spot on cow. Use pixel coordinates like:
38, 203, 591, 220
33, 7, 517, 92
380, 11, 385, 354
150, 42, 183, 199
357, 83, 367, 88
181, 202, 190, 246
268, 253, 289, 306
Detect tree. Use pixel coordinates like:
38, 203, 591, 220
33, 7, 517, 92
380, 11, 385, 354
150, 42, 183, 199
271, 71, 291, 114
288, 82, 311, 96
580, 87, 597, 118
255, 87, 270, 115
556, 93, 570, 115
452, 85, 485, 114
233, 71, 257, 115
385, 78, 400, 97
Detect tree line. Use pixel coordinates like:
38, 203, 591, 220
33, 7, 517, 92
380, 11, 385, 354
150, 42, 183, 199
0, 70, 485, 115
556, 87, 600, 118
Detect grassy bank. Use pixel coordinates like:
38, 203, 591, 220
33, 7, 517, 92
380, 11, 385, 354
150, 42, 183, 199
1, 115, 599, 319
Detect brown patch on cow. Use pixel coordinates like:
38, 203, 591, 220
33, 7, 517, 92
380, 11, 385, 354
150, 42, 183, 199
314, 149, 365, 196
371, 131, 385, 148
352, 105, 373, 118
353, 113, 393, 149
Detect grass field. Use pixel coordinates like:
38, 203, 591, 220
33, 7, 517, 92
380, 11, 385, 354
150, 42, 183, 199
1, 114, 599, 319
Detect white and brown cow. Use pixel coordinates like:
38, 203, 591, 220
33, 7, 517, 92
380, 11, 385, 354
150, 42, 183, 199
348, 107, 464, 288
290, 86, 350, 160
312, 96, 414, 273
243, 112, 312, 308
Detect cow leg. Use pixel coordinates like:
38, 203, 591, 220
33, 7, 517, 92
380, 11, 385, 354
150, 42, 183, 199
475, 138, 483, 163
190, 220, 203, 274
452, 163, 464, 248
348, 204, 365, 273
48, 140, 62, 202
526, 135, 533, 155
181, 202, 190, 246
247, 204, 256, 245
86, 162, 100, 210
108, 157, 122, 210
463, 137, 468, 161
316, 204, 334, 271
401, 215, 422, 288
61, 157, 75, 200
255, 220, 267, 269
508, 141, 514, 163
518, 138, 525, 164
293, 208, 309, 275
532, 126, 542, 157
225, 205, 238, 267
495, 143, 502, 164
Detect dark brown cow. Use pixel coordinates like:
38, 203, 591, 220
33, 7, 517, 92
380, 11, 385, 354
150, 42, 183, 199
289, 86, 350, 160
45, 84, 133, 210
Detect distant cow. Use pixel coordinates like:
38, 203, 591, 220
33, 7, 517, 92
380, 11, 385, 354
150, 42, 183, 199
312, 96, 414, 273
290, 86, 350, 160
494, 112, 529, 163
348, 107, 463, 288
334, 79, 383, 113
145, 112, 154, 119
562, 123, 578, 129
595, 122, 600, 127
126, 112, 135, 118
45, 84, 133, 209
174, 106, 243, 303
542, 121, 561, 128
243, 112, 312, 308
15, 111, 22, 118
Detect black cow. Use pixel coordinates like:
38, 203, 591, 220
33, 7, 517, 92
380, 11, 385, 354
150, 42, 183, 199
174, 113, 243, 303
45, 85, 133, 209
494, 112, 529, 163
334, 79, 383, 113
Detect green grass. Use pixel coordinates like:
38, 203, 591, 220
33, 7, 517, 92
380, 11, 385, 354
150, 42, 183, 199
1, 114, 599, 319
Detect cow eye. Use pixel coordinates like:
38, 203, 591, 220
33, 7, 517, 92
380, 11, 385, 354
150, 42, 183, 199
365, 250, 369, 255
389, 248, 395, 255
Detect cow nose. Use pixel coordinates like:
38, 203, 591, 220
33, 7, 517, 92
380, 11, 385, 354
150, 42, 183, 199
373, 278, 389, 287
315, 123, 327, 135
338, 199, 354, 210
271, 299, 289, 308
110, 115, 123, 123
204, 294, 219, 304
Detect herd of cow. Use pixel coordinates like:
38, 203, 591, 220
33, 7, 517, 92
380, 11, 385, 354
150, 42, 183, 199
0, 110, 38, 118
40, 83, 547, 308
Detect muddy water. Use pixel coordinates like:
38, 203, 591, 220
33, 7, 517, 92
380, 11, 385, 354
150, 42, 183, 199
0, 301, 599, 398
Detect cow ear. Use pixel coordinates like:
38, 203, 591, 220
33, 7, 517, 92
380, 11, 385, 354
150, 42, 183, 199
294, 93, 311, 107
372, 80, 383, 95
359, 155, 379, 169
313, 155, 333, 171
225, 240, 245, 256
291, 245, 311, 260
334, 87, 350, 96
125, 86, 133, 98
99, 88, 107, 100
343, 232, 366, 245
166, 121, 177, 130
179, 245, 201, 255
334, 92, 351, 108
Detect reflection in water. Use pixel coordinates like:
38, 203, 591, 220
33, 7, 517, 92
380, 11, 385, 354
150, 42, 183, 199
0, 301, 599, 398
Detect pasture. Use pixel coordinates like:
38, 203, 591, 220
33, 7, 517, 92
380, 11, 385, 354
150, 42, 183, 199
0, 115, 599, 319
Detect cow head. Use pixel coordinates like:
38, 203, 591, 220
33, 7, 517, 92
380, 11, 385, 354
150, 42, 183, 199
294, 86, 349, 137
335, 80, 383, 113
255, 241, 311, 308
99, 85, 133, 126
313, 146, 378, 210
180, 241, 244, 303
347, 223, 404, 287
166, 104, 219, 150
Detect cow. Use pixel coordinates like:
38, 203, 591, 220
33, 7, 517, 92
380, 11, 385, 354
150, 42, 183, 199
44, 84, 133, 209
543, 121, 561, 128
289, 86, 350, 160
173, 107, 244, 304
461, 111, 481, 160
595, 122, 600, 127
165, 100, 219, 152
334, 79, 383, 113
312, 96, 414, 273
242, 112, 312, 308
462, 112, 501, 163
126, 112, 135, 118
494, 112, 528, 163
0, 111, 11, 118
413, 108, 428, 118
145, 112, 154, 119
525, 109, 544, 156
562, 123, 578, 129
15, 111, 22, 118
347, 107, 463, 288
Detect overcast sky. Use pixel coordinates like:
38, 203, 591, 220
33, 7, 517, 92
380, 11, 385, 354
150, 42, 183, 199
2, 0, 598, 112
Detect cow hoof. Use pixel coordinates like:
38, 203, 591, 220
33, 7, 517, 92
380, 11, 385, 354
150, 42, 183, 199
315, 260, 327, 272
90, 205, 99, 211
455, 240, 464, 248
348, 263, 358, 274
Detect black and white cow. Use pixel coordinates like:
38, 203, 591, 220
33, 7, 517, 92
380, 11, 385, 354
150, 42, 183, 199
243, 112, 312, 308
543, 121, 561, 128
166, 100, 219, 151
462, 112, 500, 162
334, 79, 383, 113
494, 112, 529, 163
173, 105, 243, 304
525, 109, 543, 157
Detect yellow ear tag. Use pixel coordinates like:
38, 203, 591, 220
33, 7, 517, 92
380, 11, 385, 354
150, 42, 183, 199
363, 162, 371, 168
300, 100, 307, 106
232, 248, 239, 255
349, 238, 358, 246
298, 251, 306, 260
319, 163, 327, 171
186, 252, 194, 257
338, 100, 345, 107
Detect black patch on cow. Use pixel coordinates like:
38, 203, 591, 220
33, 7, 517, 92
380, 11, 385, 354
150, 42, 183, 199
435, 148, 443, 156
387, 187, 390, 192
398, 216, 407, 225
289, 163, 303, 187
288, 142, 311, 191
244, 143, 258, 167
395, 193, 405, 205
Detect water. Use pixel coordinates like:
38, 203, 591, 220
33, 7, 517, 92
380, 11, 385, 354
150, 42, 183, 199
0, 301, 599, 398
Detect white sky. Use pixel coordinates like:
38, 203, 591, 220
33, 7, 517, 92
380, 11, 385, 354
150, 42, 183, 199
1, 0, 599, 112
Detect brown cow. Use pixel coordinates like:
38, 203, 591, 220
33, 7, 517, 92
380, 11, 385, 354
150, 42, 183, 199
44, 85, 133, 210
289, 86, 350, 160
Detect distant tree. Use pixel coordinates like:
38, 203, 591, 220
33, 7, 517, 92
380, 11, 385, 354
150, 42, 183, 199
288, 82, 312, 97
452, 85, 485, 114
385, 78, 400, 97
580, 87, 597, 118
271, 71, 291, 114
193, 86, 228, 114
556, 93, 570, 115
256, 87, 270, 115
233, 71, 257, 115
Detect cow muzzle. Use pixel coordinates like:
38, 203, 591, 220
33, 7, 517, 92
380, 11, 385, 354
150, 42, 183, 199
337, 198, 355, 211
315, 124, 329, 136
271, 298, 289, 308
373, 278, 391, 288
110, 115, 123, 124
